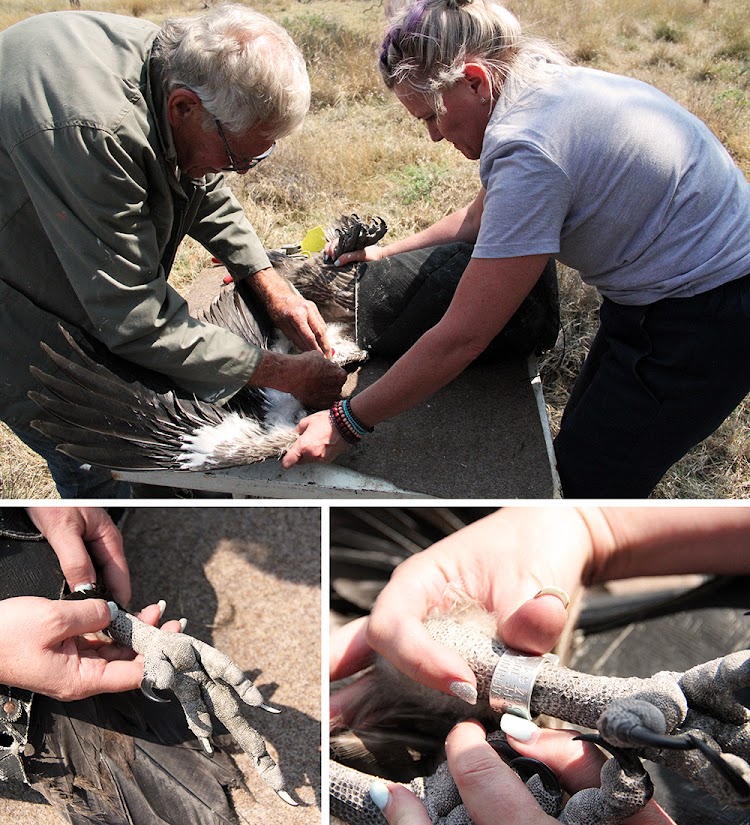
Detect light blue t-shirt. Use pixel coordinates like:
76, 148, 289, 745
476, 63, 750, 304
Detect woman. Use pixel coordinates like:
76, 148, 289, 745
282, 0, 750, 497
331, 505, 750, 823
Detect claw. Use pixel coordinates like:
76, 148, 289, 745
261, 703, 281, 714
140, 679, 171, 704
688, 734, 750, 801
488, 737, 522, 762
277, 789, 299, 806
509, 756, 561, 793
604, 724, 694, 752
199, 736, 214, 756
574, 732, 648, 776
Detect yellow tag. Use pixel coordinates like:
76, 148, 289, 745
300, 225, 327, 255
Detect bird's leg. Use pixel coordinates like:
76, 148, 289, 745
328, 214, 388, 261
425, 614, 750, 811
105, 602, 297, 805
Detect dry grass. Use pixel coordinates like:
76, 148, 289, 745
2, 0, 749, 498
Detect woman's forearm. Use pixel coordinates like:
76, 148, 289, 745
581, 506, 750, 584
381, 190, 486, 257
350, 323, 482, 427
350, 253, 547, 427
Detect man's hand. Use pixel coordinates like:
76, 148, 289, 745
250, 266, 331, 355
27, 507, 129, 605
250, 350, 346, 409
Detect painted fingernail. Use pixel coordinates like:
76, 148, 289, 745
157, 600, 167, 619
501, 713, 540, 743
107, 601, 119, 621
534, 586, 571, 609
178, 617, 188, 632
449, 680, 478, 705
369, 779, 390, 812
334, 258, 342, 267
74, 583, 95, 593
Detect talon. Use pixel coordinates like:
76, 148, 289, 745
199, 736, 214, 756
688, 734, 750, 801
509, 756, 561, 793
488, 737, 522, 762
596, 724, 694, 752
261, 702, 281, 714
140, 679, 171, 704
574, 733, 648, 776
276, 789, 299, 806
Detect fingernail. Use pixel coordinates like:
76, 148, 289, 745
106, 601, 119, 622
334, 258, 342, 267
369, 779, 390, 812
534, 586, 571, 609
179, 617, 188, 632
157, 600, 167, 619
501, 713, 540, 743
74, 583, 95, 593
449, 680, 478, 705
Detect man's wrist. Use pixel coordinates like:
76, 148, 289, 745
247, 350, 295, 394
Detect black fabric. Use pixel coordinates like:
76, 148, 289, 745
356, 244, 559, 361
554, 271, 750, 498
0, 511, 65, 602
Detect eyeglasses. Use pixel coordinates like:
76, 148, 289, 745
214, 119, 275, 173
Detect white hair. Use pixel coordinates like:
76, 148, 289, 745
154, 3, 310, 138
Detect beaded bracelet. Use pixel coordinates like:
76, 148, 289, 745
342, 398, 374, 435
330, 402, 360, 445
330, 399, 374, 445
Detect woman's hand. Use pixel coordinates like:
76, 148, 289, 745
331, 508, 595, 708
370, 720, 675, 825
0, 596, 181, 700
281, 409, 351, 468
27, 507, 130, 605
323, 239, 387, 267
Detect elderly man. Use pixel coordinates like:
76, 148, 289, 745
0, 3, 345, 497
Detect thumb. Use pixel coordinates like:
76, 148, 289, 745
370, 780, 432, 825
296, 415, 313, 435
445, 720, 550, 824
500, 591, 569, 655
50, 599, 114, 641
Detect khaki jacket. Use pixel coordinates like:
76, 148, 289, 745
0, 11, 272, 430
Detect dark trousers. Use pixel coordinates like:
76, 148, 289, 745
9, 424, 131, 499
554, 272, 750, 498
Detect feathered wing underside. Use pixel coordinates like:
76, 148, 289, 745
30, 331, 299, 471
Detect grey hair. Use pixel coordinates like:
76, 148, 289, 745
154, 3, 310, 138
379, 0, 568, 112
